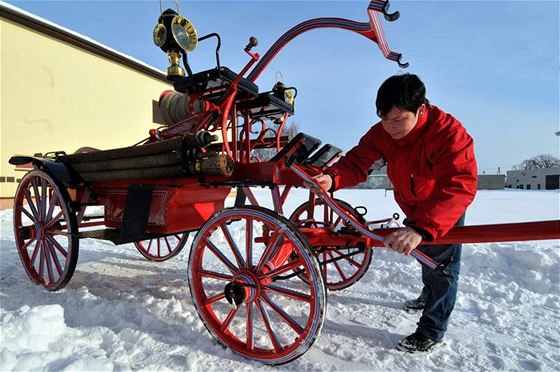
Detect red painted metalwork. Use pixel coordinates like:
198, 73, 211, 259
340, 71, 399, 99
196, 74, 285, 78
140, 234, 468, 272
247, 1, 406, 83
300, 220, 560, 249
103, 182, 230, 234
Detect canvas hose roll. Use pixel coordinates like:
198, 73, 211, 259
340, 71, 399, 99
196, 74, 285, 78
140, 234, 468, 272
159, 90, 206, 126
74, 153, 234, 182
57, 132, 234, 181
59, 131, 216, 164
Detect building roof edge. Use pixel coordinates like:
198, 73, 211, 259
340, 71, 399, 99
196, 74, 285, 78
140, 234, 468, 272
0, 1, 169, 83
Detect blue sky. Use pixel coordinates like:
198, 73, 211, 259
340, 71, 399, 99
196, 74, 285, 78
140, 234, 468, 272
4, 0, 559, 172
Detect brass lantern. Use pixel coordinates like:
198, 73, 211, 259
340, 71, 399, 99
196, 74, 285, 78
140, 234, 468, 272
153, 8, 198, 80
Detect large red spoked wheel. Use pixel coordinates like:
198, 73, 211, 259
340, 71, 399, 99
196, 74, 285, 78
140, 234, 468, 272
134, 233, 189, 261
289, 198, 373, 291
13, 170, 79, 291
188, 206, 326, 365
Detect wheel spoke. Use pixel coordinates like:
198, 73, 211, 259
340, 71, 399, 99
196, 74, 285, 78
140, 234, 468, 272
322, 251, 328, 278
45, 191, 59, 222
43, 239, 55, 284
205, 238, 238, 273
20, 235, 36, 251
220, 223, 246, 269
40, 178, 48, 220
246, 302, 254, 352
45, 211, 64, 229
328, 251, 347, 280
245, 219, 253, 269
256, 299, 282, 352
255, 232, 283, 273
23, 188, 39, 221
46, 235, 68, 258
219, 305, 240, 332
157, 238, 161, 257
199, 269, 233, 281
31, 178, 42, 220
45, 239, 63, 277
261, 293, 304, 334
263, 284, 312, 303
259, 258, 305, 280
38, 241, 45, 280
21, 206, 35, 221
205, 292, 226, 305
333, 248, 361, 268
164, 237, 173, 254
30, 240, 41, 266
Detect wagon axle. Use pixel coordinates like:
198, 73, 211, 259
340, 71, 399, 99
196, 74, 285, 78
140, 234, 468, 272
224, 278, 258, 307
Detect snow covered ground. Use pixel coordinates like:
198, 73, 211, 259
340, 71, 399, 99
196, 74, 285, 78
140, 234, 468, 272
1, 189, 559, 371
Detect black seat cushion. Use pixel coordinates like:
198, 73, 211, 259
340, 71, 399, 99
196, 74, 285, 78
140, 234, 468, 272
174, 66, 259, 97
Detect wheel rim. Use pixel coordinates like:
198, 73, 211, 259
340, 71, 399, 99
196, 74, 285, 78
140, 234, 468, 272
13, 170, 78, 290
189, 207, 326, 365
290, 198, 372, 290
134, 233, 189, 261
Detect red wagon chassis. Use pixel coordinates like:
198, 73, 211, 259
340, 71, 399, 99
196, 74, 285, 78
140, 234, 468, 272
9, 1, 560, 365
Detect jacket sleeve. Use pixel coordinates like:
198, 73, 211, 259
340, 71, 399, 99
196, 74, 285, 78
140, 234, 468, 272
410, 122, 478, 240
326, 126, 384, 190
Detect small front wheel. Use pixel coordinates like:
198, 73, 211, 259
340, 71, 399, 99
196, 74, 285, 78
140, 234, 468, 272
13, 170, 79, 291
188, 206, 326, 365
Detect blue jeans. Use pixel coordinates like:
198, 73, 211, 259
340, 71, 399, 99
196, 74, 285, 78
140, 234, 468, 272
415, 214, 465, 341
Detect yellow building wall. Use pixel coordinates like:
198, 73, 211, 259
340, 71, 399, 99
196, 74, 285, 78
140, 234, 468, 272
0, 17, 171, 199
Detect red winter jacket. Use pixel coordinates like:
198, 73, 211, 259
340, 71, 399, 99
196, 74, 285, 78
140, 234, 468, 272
327, 105, 477, 241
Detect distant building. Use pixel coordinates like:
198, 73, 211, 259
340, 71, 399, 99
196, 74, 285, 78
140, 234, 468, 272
350, 168, 392, 190
363, 174, 393, 189
506, 167, 560, 190
478, 174, 505, 190
355, 169, 506, 191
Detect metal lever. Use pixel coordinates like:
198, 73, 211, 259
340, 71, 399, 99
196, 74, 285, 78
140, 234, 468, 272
290, 163, 443, 271
245, 36, 258, 51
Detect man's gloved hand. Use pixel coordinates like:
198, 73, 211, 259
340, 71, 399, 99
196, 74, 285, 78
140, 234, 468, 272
383, 227, 423, 256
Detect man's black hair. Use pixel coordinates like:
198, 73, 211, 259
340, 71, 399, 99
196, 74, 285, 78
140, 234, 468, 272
376, 73, 429, 117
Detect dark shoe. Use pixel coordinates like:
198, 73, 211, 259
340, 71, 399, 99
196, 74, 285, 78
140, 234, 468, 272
403, 296, 426, 312
397, 332, 442, 353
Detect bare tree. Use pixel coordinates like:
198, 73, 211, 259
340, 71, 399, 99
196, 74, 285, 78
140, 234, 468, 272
519, 154, 560, 170
252, 121, 300, 161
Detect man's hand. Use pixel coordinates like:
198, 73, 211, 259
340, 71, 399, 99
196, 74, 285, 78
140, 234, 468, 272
311, 174, 333, 191
383, 227, 423, 256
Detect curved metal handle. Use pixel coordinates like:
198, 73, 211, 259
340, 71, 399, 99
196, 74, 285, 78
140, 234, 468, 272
379, 0, 400, 22
198, 33, 222, 70
396, 53, 409, 68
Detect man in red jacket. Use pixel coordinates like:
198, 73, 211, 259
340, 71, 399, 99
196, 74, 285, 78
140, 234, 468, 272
314, 73, 477, 353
